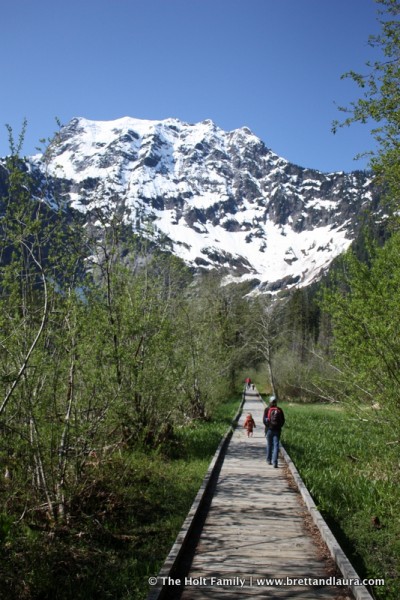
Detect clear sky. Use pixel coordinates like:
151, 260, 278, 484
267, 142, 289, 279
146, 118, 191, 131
1, 0, 382, 172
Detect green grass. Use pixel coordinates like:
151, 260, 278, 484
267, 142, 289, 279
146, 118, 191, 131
0, 395, 241, 600
281, 402, 400, 600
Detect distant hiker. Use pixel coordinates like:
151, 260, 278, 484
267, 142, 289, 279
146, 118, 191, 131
243, 413, 256, 437
245, 377, 252, 389
263, 396, 285, 467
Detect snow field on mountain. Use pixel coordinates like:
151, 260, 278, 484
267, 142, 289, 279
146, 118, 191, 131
33, 115, 376, 292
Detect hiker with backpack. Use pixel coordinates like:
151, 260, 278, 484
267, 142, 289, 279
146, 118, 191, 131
263, 396, 285, 468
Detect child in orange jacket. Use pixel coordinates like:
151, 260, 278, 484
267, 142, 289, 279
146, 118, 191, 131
243, 413, 256, 437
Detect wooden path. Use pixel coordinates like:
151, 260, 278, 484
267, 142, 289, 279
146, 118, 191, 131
176, 389, 351, 599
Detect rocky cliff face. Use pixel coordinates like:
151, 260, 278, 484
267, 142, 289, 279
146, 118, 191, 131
24, 116, 378, 292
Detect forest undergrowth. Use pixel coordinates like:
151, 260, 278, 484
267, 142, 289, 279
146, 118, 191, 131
0, 396, 241, 600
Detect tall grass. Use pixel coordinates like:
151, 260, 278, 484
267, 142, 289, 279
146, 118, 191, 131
281, 402, 400, 600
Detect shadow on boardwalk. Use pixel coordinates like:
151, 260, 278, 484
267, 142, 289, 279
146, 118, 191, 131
152, 391, 356, 600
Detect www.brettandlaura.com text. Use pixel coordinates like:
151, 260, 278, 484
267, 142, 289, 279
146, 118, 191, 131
151, 575, 385, 588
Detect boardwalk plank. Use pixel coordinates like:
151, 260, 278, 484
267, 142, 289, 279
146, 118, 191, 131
176, 392, 350, 599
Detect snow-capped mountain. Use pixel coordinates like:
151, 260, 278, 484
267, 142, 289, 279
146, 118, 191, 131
31, 116, 378, 292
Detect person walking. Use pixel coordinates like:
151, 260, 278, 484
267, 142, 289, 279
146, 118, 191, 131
263, 396, 285, 468
243, 412, 256, 437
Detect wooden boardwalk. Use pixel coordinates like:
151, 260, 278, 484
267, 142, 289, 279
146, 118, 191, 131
176, 390, 351, 599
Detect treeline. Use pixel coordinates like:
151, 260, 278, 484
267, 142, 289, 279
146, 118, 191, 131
2, 140, 399, 530
275, 0, 400, 440
0, 151, 265, 528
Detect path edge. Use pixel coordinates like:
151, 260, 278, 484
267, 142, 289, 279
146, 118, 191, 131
280, 445, 374, 600
146, 391, 246, 600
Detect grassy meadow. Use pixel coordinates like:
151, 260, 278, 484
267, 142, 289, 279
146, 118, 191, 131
280, 401, 399, 600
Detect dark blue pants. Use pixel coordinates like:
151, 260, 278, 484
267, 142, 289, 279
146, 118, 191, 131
266, 429, 281, 466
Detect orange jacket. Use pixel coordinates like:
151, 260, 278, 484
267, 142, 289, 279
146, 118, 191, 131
243, 416, 256, 431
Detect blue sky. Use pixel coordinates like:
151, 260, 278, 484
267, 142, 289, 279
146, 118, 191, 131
1, 0, 381, 172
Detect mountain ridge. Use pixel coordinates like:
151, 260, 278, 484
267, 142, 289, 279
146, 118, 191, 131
23, 116, 380, 292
